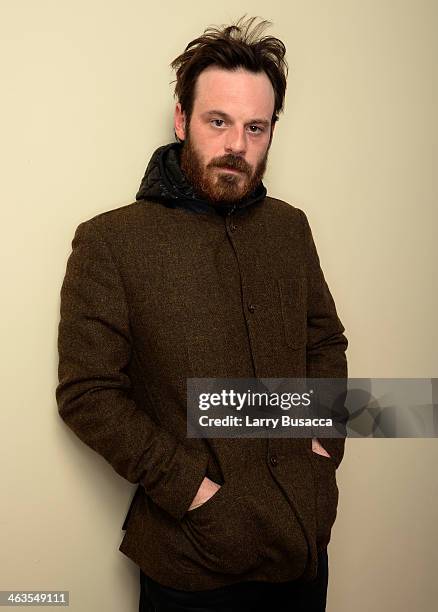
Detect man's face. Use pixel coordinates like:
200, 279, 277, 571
175, 66, 276, 203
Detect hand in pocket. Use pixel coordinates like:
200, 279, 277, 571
187, 477, 222, 512
312, 437, 331, 458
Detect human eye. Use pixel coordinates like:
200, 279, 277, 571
210, 119, 226, 128
247, 125, 264, 135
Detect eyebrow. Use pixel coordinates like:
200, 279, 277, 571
202, 110, 271, 128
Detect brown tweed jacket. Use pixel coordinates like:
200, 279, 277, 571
56, 149, 348, 590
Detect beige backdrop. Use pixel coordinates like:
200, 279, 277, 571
1, 1, 437, 610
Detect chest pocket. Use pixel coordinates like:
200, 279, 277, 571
277, 277, 307, 349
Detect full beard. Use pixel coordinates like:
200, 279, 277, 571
180, 131, 269, 204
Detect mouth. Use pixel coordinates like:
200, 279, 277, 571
217, 166, 242, 174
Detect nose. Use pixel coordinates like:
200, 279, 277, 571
224, 125, 247, 156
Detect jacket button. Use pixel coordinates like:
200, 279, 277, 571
270, 454, 279, 467
248, 303, 256, 313
230, 223, 237, 231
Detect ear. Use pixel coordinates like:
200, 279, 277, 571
174, 102, 187, 141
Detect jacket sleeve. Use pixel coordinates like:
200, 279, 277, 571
299, 209, 349, 468
56, 220, 209, 521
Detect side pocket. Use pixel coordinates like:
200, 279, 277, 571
311, 453, 339, 549
278, 277, 307, 349
184, 480, 227, 518
180, 478, 263, 575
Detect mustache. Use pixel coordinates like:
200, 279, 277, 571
208, 155, 251, 175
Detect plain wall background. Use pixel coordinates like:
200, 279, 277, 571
1, 1, 437, 610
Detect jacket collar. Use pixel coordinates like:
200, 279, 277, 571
135, 142, 267, 215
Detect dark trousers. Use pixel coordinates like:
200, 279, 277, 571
139, 548, 329, 612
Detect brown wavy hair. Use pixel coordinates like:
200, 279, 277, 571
170, 15, 289, 129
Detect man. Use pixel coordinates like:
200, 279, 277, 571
56, 15, 348, 612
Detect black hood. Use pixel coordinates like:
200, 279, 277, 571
135, 142, 267, 215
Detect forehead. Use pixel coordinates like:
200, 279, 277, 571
192, 65, 275, 120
